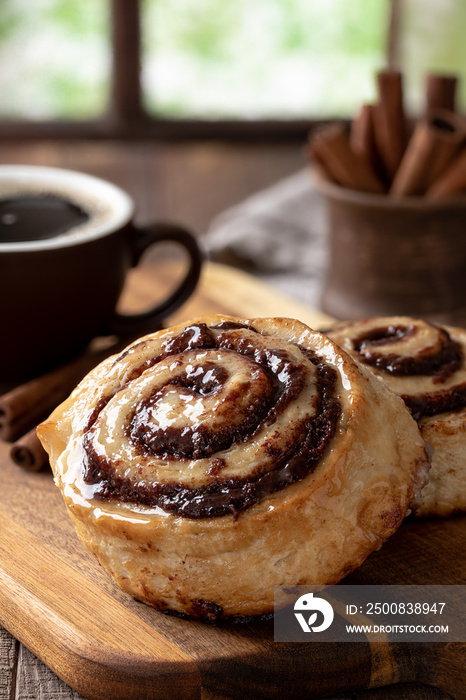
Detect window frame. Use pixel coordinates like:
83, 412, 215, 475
0, 0, 397, 142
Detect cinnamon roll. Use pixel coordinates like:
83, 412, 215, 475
37, 315, 429, 620
328, 316, 466, 518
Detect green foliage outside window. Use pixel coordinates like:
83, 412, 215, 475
141, 0, 387, 118
0, 0, 109, 119
0, 0, 465, 122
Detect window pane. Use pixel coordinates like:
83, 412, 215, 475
141, 0, 388, 119
399, 0, 466, 114
0, 0, 110, 120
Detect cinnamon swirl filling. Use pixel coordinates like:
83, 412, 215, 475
330, 317, 466, 420
82, 322, 341, 518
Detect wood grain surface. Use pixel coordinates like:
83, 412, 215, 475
0, 262, 464, 700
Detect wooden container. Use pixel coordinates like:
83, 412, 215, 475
317, 177, 466, 324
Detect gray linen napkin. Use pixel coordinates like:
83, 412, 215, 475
204, 168, 327, 309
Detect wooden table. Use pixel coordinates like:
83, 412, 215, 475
0, 259, 462, 700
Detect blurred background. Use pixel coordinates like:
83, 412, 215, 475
1, 0, 464, 239
0, 0, 465, 127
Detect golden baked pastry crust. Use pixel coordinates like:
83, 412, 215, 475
38, 315, 429, 620
328, 315, 466, 518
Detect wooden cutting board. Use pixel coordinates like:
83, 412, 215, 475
0, 262, 464, 700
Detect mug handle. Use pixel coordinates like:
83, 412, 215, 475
109, 222, 203, 336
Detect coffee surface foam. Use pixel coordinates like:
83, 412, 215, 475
0, 180, 119, 244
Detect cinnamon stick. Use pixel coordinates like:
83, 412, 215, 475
390, 109, 466, 196
10, 427, 48, 472
373, 70, 407, 181
0, 337, 128, 442
425, 73, 458, 114
309, 123, 386, 194
426, 146, 466, 199
350, 103, 386, 186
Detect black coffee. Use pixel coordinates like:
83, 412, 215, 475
0, 195, 89, 243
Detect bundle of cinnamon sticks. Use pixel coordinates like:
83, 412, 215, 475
309, 70, 466, 199
0, 337, 130, 472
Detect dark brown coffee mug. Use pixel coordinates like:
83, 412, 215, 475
0, 165, 203, 383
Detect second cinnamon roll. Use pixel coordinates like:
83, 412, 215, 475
328, 315, 466, 518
